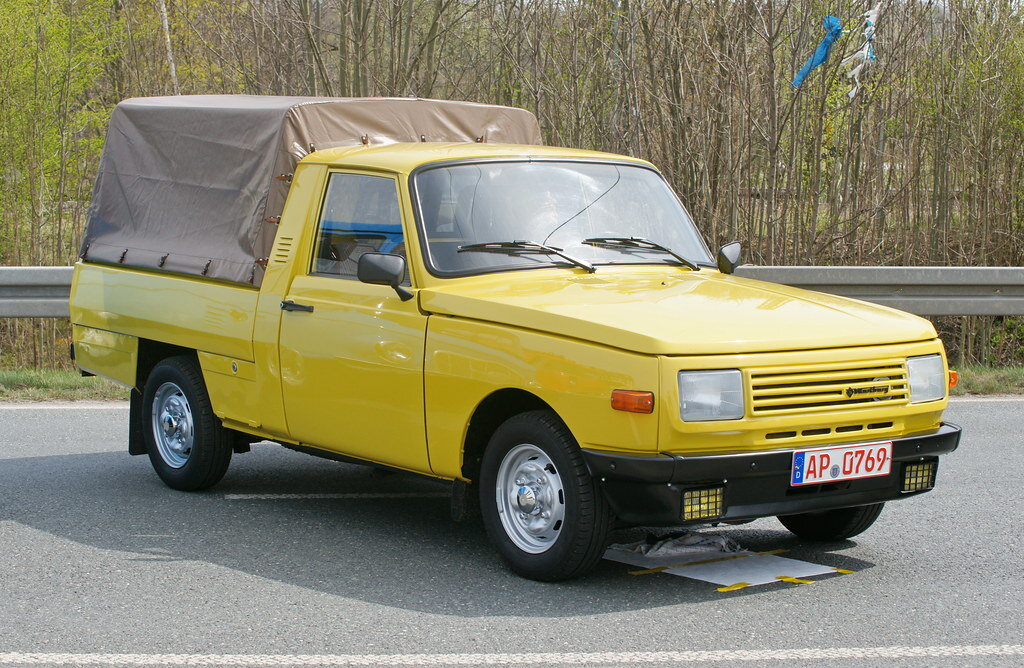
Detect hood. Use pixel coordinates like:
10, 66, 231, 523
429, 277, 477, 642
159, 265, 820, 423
418, 267, 937, 355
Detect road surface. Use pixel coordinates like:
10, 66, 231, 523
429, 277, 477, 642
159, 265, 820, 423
0, 398, 1021, 666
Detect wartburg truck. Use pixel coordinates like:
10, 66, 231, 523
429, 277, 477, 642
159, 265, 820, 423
70, 95, 961, 581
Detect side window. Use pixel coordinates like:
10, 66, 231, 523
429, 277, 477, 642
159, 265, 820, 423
313, 173, 405, 279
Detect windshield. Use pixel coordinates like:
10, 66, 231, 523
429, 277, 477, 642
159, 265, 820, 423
413, 161, 713, 276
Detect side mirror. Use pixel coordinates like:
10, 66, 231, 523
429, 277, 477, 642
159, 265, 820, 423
357, 253, 413, 301
716, 242, 742, 275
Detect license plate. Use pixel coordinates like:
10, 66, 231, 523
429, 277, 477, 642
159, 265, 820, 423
791, 441, 892, 486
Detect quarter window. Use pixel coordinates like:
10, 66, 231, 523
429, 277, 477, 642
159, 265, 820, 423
313, 173, 405, 279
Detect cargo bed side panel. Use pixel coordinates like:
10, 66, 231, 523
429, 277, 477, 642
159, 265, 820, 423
70, 263, 258, 362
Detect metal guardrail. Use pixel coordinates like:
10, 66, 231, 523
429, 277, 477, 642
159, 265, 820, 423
1, 265, 1023, 317
734, 266, 1024, 316
0, 267, 73, 317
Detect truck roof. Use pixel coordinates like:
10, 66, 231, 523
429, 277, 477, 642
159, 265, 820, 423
302, 142, 651, 173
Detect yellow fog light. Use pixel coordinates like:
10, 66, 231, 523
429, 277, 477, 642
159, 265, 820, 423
682, 486, 725, 521
902, 461, 937, 492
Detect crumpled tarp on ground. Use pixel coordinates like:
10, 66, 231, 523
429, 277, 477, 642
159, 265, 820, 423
609, 530, 743, 557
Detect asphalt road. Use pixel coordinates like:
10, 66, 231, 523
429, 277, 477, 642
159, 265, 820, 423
0, 398, 1021, 667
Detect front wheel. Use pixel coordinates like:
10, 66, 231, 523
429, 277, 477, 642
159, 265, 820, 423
478, 410, 610, 581
777, 503, 884, 541
142, 355, 232, 491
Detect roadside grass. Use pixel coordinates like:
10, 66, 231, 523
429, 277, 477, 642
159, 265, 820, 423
0, 369, 128, 402
0, 365, 1020, 401
951, 364, 1024, 396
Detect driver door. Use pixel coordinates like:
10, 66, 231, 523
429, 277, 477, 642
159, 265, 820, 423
278, 171, 429, 472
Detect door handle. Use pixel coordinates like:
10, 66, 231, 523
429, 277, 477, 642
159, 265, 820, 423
280, 300, 314, 313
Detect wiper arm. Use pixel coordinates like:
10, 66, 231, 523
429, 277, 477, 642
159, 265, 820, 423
582, 237, 700, 271
458, 240, 595, 273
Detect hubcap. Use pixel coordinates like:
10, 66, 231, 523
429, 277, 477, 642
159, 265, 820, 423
516, 486, 537, 513
151, 382, 194, 469
495, 444, 565, 554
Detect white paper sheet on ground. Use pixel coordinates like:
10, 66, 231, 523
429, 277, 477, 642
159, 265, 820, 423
604, 539, 851, 591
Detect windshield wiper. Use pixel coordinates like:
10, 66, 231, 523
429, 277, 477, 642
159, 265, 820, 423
582, 237, 701, 271
458, 240, 595, 273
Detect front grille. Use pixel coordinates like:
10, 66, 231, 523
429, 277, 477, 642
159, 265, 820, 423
750, 359, 909, 416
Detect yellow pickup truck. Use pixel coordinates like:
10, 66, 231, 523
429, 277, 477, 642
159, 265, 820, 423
71, 96, 960, 581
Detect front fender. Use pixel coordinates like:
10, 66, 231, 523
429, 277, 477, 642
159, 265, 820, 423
424, 316, 660, 478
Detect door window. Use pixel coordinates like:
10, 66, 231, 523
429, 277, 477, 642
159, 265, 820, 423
313, 173, 405, 279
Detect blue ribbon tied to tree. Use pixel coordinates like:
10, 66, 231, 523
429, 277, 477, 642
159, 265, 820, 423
792, 16, 843, 87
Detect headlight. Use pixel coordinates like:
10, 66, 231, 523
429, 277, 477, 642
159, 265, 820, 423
907, 354, 946, 404
678, 369, 744, 421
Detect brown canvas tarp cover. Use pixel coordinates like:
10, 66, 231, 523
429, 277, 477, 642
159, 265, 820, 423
81, 95, 542, 286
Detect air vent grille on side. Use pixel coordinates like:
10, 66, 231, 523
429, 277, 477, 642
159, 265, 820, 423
272, 236, 294, 265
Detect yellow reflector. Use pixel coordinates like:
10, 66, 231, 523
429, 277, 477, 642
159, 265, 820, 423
948, 370, 959, 388
902, 461, 937, 492
682, 487, 724, 521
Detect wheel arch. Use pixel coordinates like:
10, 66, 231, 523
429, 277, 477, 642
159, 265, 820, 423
461, 388, 558, 482
135, 339, 196, 392
129, 341, 197, 456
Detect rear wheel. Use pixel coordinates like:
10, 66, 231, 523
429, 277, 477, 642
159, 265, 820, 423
142, 355, 232, 491
479, 410, 610, 581
777, 503, 884, 541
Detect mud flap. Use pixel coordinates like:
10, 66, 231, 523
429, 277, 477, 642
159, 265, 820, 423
451, 479, 476, 521
128, 389, 147, 455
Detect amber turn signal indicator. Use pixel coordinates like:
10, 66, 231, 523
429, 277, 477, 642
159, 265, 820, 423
611, 390, 655, 413
948, 370, 959, 388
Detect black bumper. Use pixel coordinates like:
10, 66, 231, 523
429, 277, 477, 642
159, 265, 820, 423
581, 423, 962, 526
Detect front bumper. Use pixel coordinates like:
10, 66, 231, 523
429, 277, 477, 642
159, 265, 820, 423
581, 423, 962, 526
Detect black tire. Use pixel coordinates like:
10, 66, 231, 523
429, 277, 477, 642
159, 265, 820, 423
142, 355, 232, 491
778, 502, 884, 541
478, 410, 611, 581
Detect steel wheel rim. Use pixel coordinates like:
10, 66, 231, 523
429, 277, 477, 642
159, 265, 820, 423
151, 381, 194, 469
495, 443, 565, 554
